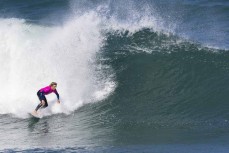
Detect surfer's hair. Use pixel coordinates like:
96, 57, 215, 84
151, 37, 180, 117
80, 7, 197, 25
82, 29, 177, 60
50, 82, 57, 86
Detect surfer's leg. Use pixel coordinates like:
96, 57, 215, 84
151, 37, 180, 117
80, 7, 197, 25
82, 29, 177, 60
35, 91, 47, 111
42, 97, 48, 108
35, 102, 43, 111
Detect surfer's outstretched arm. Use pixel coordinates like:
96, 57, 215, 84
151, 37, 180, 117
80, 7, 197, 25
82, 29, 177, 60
54, 90, 60, 103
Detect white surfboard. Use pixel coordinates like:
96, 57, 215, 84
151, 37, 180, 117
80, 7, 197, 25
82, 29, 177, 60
30, 112, 41, 118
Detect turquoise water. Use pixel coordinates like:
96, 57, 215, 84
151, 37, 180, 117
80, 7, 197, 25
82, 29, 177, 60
0, 0, 229, 152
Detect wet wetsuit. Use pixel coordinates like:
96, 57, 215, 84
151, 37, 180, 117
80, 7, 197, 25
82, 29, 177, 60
35, 86, 60, 111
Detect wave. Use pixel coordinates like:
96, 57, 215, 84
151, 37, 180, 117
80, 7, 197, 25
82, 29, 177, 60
0, 1, 171, 118
0, 0, 228, 121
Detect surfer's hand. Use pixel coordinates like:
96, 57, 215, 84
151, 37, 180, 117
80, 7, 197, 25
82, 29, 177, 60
57, 100, 60, 104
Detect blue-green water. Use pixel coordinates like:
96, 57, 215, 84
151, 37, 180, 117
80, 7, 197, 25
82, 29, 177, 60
0, 0, 229, 152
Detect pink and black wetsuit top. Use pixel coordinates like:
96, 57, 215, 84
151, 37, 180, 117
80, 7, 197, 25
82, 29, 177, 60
35, 86, 60, 111
39, 86, 60, 100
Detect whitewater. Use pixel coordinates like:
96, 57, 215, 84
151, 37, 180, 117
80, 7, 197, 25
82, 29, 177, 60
0, 13, 117, 118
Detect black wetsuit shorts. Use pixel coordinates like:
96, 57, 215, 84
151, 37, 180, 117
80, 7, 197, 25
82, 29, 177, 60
37, 91, 48, 107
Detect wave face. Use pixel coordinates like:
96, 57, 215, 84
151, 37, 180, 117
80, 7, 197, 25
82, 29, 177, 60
101, 29, 229, 128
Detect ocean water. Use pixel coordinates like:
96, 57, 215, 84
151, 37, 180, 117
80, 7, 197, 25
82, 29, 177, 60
0, 0, 229, 152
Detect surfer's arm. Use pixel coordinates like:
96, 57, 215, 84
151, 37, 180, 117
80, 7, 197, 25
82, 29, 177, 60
54, 90, 60, 102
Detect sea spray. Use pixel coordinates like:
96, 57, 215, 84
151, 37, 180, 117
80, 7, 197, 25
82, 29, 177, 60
0, 13, 115, 118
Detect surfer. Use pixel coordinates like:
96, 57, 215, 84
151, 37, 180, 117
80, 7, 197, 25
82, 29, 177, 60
33, 82, 60, 115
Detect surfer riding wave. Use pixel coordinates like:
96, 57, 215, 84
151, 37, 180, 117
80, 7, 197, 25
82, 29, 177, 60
33, 82, 60, 115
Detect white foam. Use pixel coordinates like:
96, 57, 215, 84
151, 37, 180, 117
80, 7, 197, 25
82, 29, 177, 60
0, 12, 115, 118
